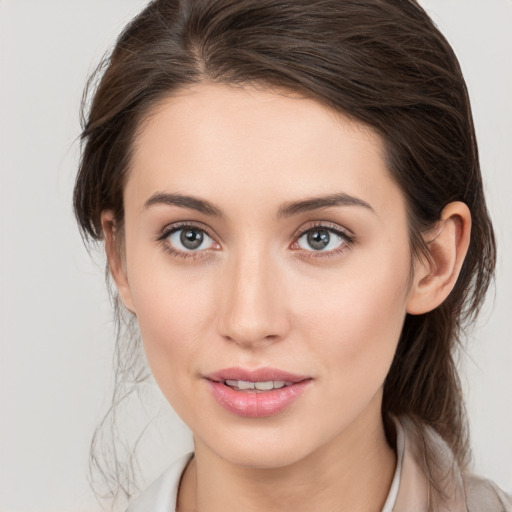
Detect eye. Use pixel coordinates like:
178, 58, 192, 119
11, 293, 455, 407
295, 225, 351, 253
164, 225, 217, 252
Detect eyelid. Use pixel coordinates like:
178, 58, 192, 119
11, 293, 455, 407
290, 221, 355, 258
157, 221, 221, 256
291, 221, 354, 243
158, 221, 217, 241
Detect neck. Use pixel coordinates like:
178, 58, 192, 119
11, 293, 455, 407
177, 405, 396, 512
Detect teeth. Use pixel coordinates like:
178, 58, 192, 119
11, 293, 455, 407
255, 381, 273, 391
224, 380, 290, 391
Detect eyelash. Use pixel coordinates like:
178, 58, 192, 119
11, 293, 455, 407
157, 222, 217, 261
292, 222, 355, 260
157, 221, 355, 261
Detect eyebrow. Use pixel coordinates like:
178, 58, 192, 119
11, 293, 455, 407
277, 192, 374, 218
144, 192, 223, 217
143, 191, 374, 218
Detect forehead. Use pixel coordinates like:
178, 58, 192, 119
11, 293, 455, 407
126, 82, 404, 218
134, 82, 380, 161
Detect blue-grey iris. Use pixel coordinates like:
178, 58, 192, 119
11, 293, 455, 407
181, 229, 204, 249
308, 229, 330, 250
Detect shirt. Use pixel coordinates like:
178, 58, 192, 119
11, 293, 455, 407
126, 415, 512, 511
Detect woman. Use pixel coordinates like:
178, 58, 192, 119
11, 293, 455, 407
74, 0, 511, 510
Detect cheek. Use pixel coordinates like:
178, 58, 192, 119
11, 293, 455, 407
294, 247, 410, 391
133, 279, 216, 421
125, 247, 218, 396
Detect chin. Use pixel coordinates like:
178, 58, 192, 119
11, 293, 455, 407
220, 444, 309, 470
196, 424, 323, 470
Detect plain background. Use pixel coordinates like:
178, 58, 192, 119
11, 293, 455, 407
0, 1, 511, 510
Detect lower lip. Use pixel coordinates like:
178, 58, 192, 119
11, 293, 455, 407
206, 380, 312, 418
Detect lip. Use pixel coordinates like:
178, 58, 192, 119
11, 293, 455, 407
205, 366, 310, 383
204, 367, 313, 418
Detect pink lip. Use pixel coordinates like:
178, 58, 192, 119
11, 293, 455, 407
204, 367, 312, 418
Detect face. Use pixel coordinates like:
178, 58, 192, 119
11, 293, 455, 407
114, 83, 416, 469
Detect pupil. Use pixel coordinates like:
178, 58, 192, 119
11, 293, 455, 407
308, 229, 330, 250
181, 229, 204, 249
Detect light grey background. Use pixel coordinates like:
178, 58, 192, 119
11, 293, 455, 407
0, 1, 511, 511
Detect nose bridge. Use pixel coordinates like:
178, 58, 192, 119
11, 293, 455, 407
218, 243, 287, 347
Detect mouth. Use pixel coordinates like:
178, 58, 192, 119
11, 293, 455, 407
205, 367, 310, 389
222, 379, 293, 392
204, 367, 312, 417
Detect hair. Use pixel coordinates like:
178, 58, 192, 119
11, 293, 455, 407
74, 0, 496, 506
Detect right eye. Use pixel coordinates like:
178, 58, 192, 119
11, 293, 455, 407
165, 226, 216, 252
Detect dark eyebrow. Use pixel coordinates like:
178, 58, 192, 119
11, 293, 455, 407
144, 192, 223, 217
277, 193, 374, 218
144, 191, 373, 218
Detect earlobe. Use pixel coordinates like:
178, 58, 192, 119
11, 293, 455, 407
406, 201, 471, 315
101, 211, 136, 314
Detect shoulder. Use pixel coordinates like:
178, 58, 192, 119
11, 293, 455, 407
463, 473, 512, 512
126, 452, 194, 512
393, 415, 512, 512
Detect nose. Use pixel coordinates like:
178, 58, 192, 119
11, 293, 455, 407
217, 248, 290, 348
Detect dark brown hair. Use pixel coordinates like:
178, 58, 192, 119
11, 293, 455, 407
74, 0, 496, 504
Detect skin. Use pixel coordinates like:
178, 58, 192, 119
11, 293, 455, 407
102, 83, 471, 511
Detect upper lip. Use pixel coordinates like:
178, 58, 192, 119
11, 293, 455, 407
205, 367, 311, 383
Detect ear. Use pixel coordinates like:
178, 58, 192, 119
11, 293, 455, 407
101, 211, 136, 314
406, 201, 471, 315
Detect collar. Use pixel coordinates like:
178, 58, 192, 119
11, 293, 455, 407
392, 415, 467, 511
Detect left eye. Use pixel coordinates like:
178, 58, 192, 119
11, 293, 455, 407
167, 227, 215, 251
297, 227, 345, 252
